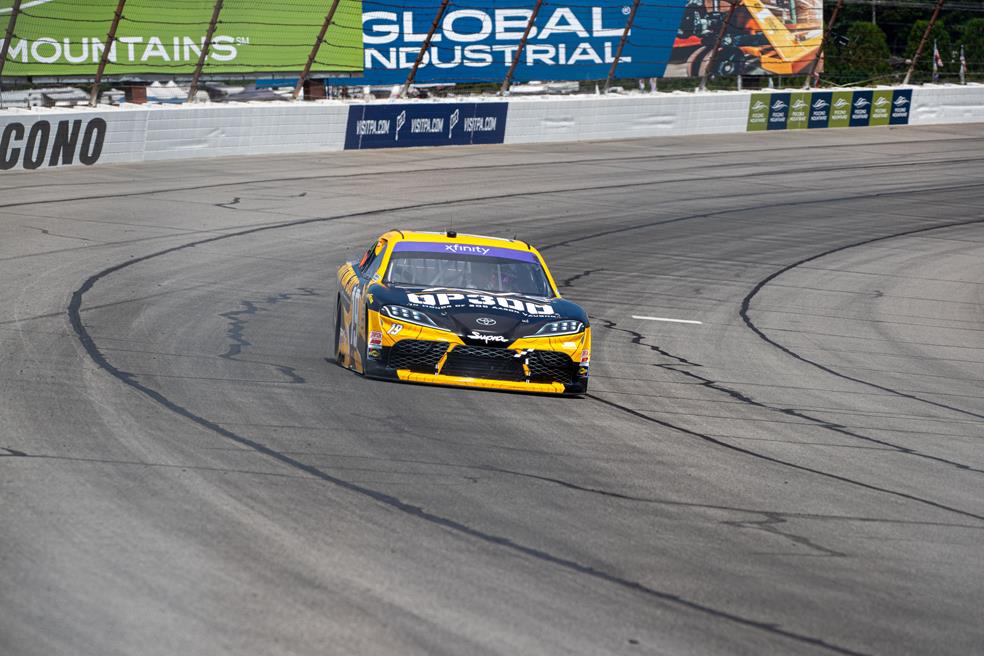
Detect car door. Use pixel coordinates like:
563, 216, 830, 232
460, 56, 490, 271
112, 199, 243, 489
341, 237, 387, 371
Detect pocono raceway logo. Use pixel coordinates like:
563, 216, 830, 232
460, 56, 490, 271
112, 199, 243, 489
891, 93, 912, 119
1, 118, 106, 170
363, 7, 632, 72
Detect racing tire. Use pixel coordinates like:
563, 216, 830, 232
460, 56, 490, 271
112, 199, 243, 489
333, 295, 344, 366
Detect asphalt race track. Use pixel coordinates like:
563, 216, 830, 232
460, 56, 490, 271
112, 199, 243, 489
2, 125, 983, 656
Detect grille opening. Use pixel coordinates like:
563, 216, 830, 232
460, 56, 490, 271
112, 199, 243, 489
439, 346, 575, 384
528, 350, 575, 384
441, 345, 526, 381
388, 340, 449, 373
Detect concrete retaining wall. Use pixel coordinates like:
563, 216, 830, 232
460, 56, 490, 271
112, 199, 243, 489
0, 84, 981, 172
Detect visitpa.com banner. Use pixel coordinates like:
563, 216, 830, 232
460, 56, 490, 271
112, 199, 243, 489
746, 89, 912, 131
344, 102, 508, 150
0, 0, 363, 77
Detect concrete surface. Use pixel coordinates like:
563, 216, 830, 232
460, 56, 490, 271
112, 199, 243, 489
1, 125, 983, 655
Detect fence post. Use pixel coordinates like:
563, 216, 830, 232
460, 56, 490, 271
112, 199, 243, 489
603, 0, 641, 93
698, 0, 738, 92
401, 0, 450, 98
500, 0, 543, 95
90, 0, 128, 106
187, 0, 224, 103
903, 0, 945, 86
292, 0, 343, 100
0, 0, 23, 86
804, 0, 842, 89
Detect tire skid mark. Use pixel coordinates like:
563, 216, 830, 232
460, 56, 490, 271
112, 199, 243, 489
219, 288, 321, 384
67, 175, 984, 656
65, 206, 918, 656
538, 181, 984, 253
591, 318, 984, 476
740, 218, 984, 423
586, 392, 984, 524
476, 465, 981, 530
6, 131, 984, 196
61, 338, 873, 655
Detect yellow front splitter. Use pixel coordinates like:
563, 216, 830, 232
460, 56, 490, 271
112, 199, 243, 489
397, 370, 566, 394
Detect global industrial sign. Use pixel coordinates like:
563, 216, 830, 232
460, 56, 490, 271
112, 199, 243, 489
351, 0, 688, 84
364, 8, 632, 70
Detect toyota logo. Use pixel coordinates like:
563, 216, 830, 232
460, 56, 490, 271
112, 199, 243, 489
476, 317, 497, 326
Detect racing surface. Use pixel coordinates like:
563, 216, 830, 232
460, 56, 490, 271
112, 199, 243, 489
2, 125, 983, 655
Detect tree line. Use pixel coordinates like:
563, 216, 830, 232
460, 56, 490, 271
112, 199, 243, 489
825, 6, 984, 84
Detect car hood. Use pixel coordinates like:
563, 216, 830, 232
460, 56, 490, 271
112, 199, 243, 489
368, 285, 588, 345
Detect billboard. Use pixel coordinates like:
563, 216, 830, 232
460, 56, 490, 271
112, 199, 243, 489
667, 0, 822, 77
349, 0, 689, 84
348, 0, 822, 85
747, 89, 911, 131
0, 0, 363, 77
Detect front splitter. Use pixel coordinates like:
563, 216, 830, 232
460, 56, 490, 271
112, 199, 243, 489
396, 370, 566, 394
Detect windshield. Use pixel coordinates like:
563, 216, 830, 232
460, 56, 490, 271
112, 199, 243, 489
385, 244, 553, 297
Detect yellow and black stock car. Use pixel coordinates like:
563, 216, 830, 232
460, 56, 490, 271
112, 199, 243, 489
335, 230, 590, 395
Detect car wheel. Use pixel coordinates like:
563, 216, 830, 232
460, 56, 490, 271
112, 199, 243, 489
334, 295, 345, 366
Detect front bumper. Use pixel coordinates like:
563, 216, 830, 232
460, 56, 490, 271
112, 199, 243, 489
364, 339, 588, 395
364, 309, 590, 395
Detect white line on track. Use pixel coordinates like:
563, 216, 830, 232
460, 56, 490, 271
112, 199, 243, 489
631, 315, 703, 325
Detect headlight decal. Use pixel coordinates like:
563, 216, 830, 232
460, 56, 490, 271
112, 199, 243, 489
381, 305, 447, 331
534, 320, 584, 337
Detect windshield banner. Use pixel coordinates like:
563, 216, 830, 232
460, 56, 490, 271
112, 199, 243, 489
393, 241, 537, 262
0, 0, 363, 77
344, 102, 507, 149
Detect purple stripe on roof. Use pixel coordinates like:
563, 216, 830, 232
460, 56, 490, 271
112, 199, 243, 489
392, 241, 537, 263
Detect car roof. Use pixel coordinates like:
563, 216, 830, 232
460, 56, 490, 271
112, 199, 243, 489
381, 230, 534, 252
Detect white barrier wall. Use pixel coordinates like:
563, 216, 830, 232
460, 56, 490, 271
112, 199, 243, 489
911, 85, 984, 126
0, 84, 982, 172
504, 92, 751, 143
0, 103, 349, 171
142, 104, 349, 161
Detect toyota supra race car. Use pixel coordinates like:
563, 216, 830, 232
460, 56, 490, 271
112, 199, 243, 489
334, 230, 590, 395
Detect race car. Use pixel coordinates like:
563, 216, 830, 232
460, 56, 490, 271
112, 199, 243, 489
334, 230, 590, 395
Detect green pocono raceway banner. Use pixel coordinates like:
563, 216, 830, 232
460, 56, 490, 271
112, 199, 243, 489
0, 0, 363, 77
747, 89, 913, 132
